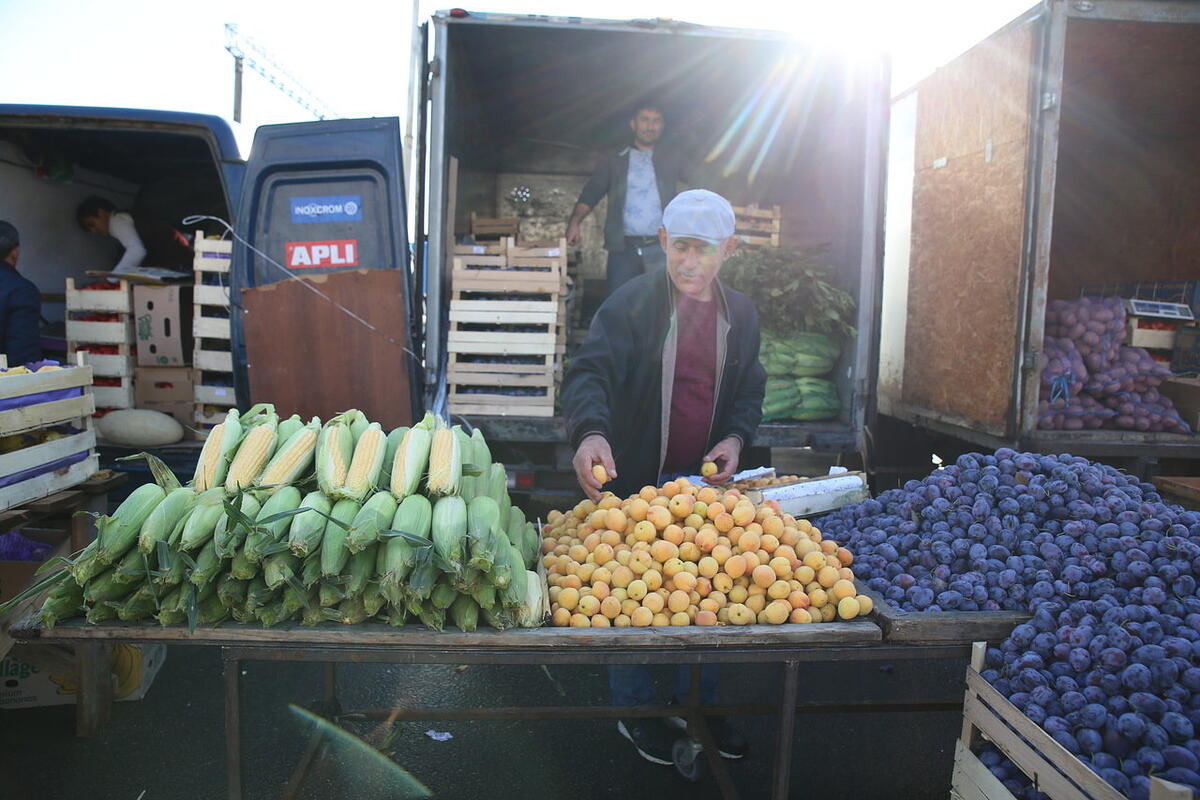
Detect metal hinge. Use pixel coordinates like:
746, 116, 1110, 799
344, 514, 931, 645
1041, 92, 1058, 111
427, 59, 440, 78
1022, 350, 1041, 371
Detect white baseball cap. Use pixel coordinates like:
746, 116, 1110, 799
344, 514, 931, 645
661, 189, 736, 245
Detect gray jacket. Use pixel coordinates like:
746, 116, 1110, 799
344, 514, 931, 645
577, 146, 690, 252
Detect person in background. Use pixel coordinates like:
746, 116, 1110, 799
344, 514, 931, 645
561, 189, 765, 765
0, 221, 42, 368
566, 100, 690, 297
75, 196, 193, 273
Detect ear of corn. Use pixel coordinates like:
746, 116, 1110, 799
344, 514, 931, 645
390, 414, 436, 500
288, 491, 334, 558
378, 426, 409, 490
83, 568, 139, 604
95, 483, 167, 564
38, 579, 84, 631
485, 463, 509, 510
431, 495, 468, 574
243, 485, 303, 563
179, 488, 229, 551
341, 542, 378, 598
317, 413, 356, 496
488, 539, 516, 590
426, 425, 462, 496
502, 504, 526, 550
320, 498, 363, 577
263, 551, 302, 590
300, 553, 322, 587
336, 423, 387, 501
193, 409, 243, 492
229, 546, 260, 581
347, 409, 371, 443
471, 429, 493, 475
112, 545, 152, 585
224, 410, 279, 493
274, 414, 304, 449
214, 493, 262, 558
450, 593, 479, 632
517, 570, 545, 628
466, 496, 502, 573
379, 494, 432, 606
113, 583, 158, 621
456, 427, 478, 500
189, 538, 225, 587
138, 487, 198, 554
521, 522, 540, 570
217, 574, 249, 608
257, 417, 320, 492
346, 491, 398, 553
498, 544, 527, 607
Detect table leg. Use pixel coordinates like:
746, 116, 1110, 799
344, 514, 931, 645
687, 664, 741, 800
224, 652, 243, 800
770, 660, 801, 800
75, 641, 113, 737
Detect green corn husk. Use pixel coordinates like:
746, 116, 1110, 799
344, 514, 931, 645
189, 539, 225, 588
217, 574, 249, 609
362, 583, 387, 617
416, 601, 445, 631
300, 552, 322, 588
256, 599, 299, 628
347, 409, 370, 443
214, 493, 262, 558
179, 488, 230, 551
466, 496, 503, 573
471, 428, 493, 478
229, 546, 261, 581
488, 540, 517, 591
198, 591, 231, 625
505, 505, 526, 547
319, 581, 346, 608
67, 540, 105, 585
456, 427, 478, 500
244, 485, 304, 563
95, 483, 167, 564
521, 523, 541, 570
471, 582, 497, 610
263, 552, 302, 590
112, 545, 153, 585
389, 420, 434, 501
39, 578, 85, 630
342, 543, 378, 598
450, 593, 479, 632
274, 414, 304, 451
329, 595, 370, 625
320, 498, 363, 577
317, 411, 357, 496
192, 408, 244, 491
86, 601, 120, 625
516, 570, 546, 628
430, 580, 458, 610
282, 581, 315, 614
380, 494, 433, 605
345, 491, 398, 554
500, 548, 528, 608
157, 586, 185, 625
288, 491, 334, 558
377, 425, 410, 491
484, 463, 508, 510
241, 577, 275, 619
450, 567, 483, 595
300, 600, 327, 627
405, 548, 439, 602
431, 495, 468, 575
138, 487, 199, 554
112, 583, 158, 622
386, 606, 408, 627
482, 605, 515, 631
83, 568, 139, 604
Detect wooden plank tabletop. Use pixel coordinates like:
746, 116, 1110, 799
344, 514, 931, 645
11, 616, 882, 651
1153, 476, 1200, 508
856, 582, 1029, 645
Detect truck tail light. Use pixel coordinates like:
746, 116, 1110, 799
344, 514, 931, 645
506, 469, 535, 490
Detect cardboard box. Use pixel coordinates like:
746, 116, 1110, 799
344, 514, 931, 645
133, 285, 193, 367
0, 561, 40, 604
1171, 326, 1200, 374
1161, 377, 1200, 430
134, 366, 194, 404
0, 644, 167, 708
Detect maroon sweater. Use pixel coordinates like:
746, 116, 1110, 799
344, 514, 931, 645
663, 293, 718, 472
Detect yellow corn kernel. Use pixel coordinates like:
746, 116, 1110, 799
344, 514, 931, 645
257, 425, 318, 489
225, 425, 277, 492
193, 422, 224, 492
341, 424, 386, 500
426, 427, 461, 496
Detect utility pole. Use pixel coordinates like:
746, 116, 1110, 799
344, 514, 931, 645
224, 23, 338, 122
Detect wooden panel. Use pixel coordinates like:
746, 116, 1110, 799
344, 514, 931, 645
0, 395, 95, 437
193, 284, 230, 307
449, 402, 555, 418
903, 21, 1035, 435
0, 455, 99, 513
66, 318, 135, 346
193, 349, 233, 373
92, 381, 135, 410
0, 430, 95, 482
242, 269, 414, 429
65, 279, 133, 314
193, 317, 231, 340
194, 385, 237, 406
0, 366, 92, 400
856, 582, 1029, 645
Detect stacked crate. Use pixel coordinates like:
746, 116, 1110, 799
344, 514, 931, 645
448, 237, 568, 418
65, 278, 135, 411
191, 234, 236, 435
733, 204, 782, 248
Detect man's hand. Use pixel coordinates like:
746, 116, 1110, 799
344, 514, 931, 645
701, 437, 742, 485
572, 434, 617, 503
565, 220, 583, 248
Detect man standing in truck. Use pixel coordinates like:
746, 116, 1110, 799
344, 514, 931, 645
565, 100, 691, 297
563, 189, 764, 765
75, 196, 193, 274
0, 221, 42, 367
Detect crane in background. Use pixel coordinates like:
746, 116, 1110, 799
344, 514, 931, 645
224, 23, 338, 123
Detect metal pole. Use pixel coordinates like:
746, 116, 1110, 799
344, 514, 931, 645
771, 660, 801, 800
224, 653, 243, 800
233, 56, 244, 123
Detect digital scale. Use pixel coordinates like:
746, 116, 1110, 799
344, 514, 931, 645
1123, 298, 1196, 321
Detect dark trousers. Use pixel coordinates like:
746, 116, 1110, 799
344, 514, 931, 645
606, 236, 666, 297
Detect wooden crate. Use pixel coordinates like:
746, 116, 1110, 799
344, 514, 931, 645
0, 364, 98, 511
733, 204, 781, 247
92, 377, 135, 410
65, 278, 133, 314
194, 382, 237, 407
193, 232, 232, 274
454, 241, 506, 256
192, 235, 235, 432
1127, 317, 1178, 350
469, 212, 519, 238
854, 582, 1029, 645
67, 343, 135, 379
65, 316, 135, 347
451, 257, 566, 295
951, 642, 1193, 800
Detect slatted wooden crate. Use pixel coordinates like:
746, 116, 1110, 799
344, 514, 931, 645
192, 234, 236, 435
91, 377, 135, 410
65, 278, 137, 403
951, 641, 1195, 800
67, 343, 135, 379
733, 204, 781, 247
0, 359, 99, 511
65, 278, 133, 314
469, 212, 519, 238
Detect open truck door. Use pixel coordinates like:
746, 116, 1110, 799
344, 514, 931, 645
230, 117, 419, 428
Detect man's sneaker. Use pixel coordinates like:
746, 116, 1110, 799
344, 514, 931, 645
664, 701, 748, 760
616, 719, 677, 766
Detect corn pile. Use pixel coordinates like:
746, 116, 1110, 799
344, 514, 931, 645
9, 404, 545, 632
543, 479, 874, 627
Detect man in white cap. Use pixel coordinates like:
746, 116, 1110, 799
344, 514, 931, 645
561, 189, 764, 764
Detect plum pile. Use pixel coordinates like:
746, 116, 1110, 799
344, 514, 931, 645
818, 449, 1200, 797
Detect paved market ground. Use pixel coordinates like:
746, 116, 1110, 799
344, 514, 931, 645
2, 646, 968, 798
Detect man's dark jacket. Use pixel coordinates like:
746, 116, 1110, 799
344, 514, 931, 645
577, 146, 689, 253
562, 269, 766, 498
0, 265, 41, 367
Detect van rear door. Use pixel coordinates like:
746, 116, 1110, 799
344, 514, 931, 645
231, 117, 419, 427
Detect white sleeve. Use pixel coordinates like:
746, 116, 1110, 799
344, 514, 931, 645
109, 212, 147, 271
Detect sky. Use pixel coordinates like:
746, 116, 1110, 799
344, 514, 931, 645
0, 0, 1037, 154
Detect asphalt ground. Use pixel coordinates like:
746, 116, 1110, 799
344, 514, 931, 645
2, 644, 969, 799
